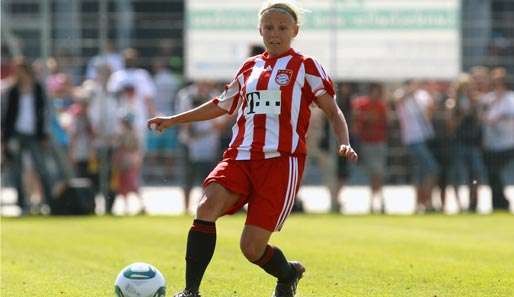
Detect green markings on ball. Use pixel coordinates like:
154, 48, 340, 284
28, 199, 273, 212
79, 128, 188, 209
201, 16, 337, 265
152, 287, 166, 297
123, 265, 156, 280
114, 285, 126, 297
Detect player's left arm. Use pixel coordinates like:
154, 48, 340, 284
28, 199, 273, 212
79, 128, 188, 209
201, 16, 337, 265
316, 93, 358, 161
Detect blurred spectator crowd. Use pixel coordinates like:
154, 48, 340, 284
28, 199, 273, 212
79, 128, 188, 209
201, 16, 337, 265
1, 43, 513, 216
1, 43, 227, 216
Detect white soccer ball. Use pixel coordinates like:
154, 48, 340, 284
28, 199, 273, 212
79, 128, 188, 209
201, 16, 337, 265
115, 262, 166, 297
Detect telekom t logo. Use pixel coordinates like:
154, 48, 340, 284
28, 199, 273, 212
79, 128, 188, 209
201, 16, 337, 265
244, 91, 282, 115
245, 92, 261, 114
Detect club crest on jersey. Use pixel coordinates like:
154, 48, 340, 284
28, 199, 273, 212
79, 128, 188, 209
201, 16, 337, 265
275, 69, 292, 86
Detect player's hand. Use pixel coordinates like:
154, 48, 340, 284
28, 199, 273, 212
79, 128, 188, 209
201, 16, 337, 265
147, 116, 175, 133
337, 144, 358, 162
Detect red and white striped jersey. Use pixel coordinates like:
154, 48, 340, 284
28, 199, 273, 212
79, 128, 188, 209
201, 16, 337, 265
212, 48, 335, 160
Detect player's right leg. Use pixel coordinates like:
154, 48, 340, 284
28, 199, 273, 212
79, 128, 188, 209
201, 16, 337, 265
175, 182, 241, 297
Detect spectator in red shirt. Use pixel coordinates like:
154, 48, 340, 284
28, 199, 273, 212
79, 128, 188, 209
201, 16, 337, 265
352, 83, 389, 213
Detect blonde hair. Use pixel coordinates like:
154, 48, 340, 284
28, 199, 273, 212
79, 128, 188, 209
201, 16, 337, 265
454, 73, 471, 95
259, 0, 306, 26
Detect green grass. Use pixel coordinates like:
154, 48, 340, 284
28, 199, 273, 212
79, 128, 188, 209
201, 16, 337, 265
2, 214, 514, 297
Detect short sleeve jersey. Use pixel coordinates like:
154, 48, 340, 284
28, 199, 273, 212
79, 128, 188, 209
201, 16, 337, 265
213, 48, 335, 160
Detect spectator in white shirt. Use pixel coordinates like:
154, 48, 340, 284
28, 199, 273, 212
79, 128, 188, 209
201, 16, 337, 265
395, 80, 439, 213
480, 67, 514, 210
108, 48, 156, 153
86, 63, 120, 214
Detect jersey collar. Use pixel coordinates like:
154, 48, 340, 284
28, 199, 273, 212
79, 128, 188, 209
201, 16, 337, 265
262, 48, 296, 61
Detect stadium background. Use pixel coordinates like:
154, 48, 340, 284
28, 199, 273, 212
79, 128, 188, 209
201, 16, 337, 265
1, 0, 513, 215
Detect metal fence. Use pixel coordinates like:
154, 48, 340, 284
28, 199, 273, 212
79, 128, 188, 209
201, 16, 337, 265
1, 0, 513, 186
1, 0, 184, 78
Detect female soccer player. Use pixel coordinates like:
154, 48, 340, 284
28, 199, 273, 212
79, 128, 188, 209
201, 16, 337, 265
148, 2, 358, 296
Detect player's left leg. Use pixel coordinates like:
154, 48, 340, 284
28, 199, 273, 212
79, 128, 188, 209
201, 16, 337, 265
240, 225, 305, 297
241, 156, 307, 297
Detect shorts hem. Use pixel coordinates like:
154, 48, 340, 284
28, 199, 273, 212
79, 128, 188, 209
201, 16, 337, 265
203, 176, 246, 196
244, 221, 277, 233
203, 177, 247, 215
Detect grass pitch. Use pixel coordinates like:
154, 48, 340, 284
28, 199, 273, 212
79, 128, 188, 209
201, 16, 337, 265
1, 213, 514, 297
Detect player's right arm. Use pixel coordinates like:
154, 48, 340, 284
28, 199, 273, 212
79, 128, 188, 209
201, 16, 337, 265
147, 101, 227, 132
148, 79, 241, 132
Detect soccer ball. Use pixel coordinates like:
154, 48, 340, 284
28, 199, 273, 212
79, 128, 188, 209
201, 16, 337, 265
115, 262, 166, 297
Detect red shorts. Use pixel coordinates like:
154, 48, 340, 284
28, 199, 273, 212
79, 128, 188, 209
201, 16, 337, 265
203, 155, 305, 232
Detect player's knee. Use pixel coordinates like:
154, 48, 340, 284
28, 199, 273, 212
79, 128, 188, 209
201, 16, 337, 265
196, 184, 227, 219
196, 197, 220, 219
240, 239, 265, 262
